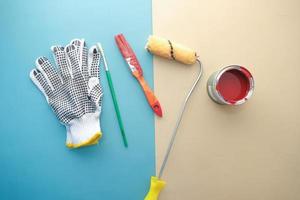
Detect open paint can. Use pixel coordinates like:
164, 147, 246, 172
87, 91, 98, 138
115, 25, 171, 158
207, 65, 254, 105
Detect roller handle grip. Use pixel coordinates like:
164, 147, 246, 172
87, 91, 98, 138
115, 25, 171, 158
136, 75, 163, 117
144, 176, 166, 200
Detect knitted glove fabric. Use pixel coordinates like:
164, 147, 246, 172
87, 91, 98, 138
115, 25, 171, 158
30, 39, 103, 148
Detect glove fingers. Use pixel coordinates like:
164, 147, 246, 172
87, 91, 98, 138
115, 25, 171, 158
30, 69, 53, 99
89, 84, 103, 106
88, 45, 101, 78
52, 46, 72, 82
82, 42, 89, 82
65, 44, 81, 78
87, 45, 102, 106
70, 39, 83, 65
36, 57, 62, 90
71, 39, 89, 82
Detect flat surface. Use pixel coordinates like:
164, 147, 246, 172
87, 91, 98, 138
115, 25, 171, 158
0, 1, 154, 200
153, 0, 300, 199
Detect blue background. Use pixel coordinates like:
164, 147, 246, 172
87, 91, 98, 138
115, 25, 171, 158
0, 0, 155, 199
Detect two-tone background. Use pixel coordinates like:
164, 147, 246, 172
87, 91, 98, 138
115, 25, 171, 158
1, 0, 300, 199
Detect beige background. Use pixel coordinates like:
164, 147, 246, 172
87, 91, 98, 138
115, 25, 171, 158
152, 0, 300, 199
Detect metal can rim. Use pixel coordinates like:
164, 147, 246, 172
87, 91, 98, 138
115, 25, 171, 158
211, 65, 255, 105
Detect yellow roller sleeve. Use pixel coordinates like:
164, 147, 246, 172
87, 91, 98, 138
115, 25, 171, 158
146, 35, 197, 65
144, 176, 166, 200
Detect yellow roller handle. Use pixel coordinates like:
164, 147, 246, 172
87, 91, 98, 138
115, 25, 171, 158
144, 176, 166, 200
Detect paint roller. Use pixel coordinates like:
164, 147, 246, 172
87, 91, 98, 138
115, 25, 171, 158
146, 35, 198, 65
144, 35, 203, 200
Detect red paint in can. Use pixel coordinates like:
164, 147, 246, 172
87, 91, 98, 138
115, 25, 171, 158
207, 65, 254, 105
216, 68, 250, 103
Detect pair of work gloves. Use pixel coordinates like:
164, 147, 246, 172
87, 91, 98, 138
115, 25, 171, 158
30, 39, 103, 148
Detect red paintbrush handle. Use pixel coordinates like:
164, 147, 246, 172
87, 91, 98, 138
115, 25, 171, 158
136, 75, 163, 117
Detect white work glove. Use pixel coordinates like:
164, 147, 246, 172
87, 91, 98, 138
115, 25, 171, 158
30, 39, 103, 148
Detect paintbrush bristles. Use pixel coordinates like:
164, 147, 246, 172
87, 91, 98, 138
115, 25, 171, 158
96, 43, 109, 71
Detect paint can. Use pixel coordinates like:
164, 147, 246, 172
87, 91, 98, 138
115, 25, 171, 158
207, 65, 254, 105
